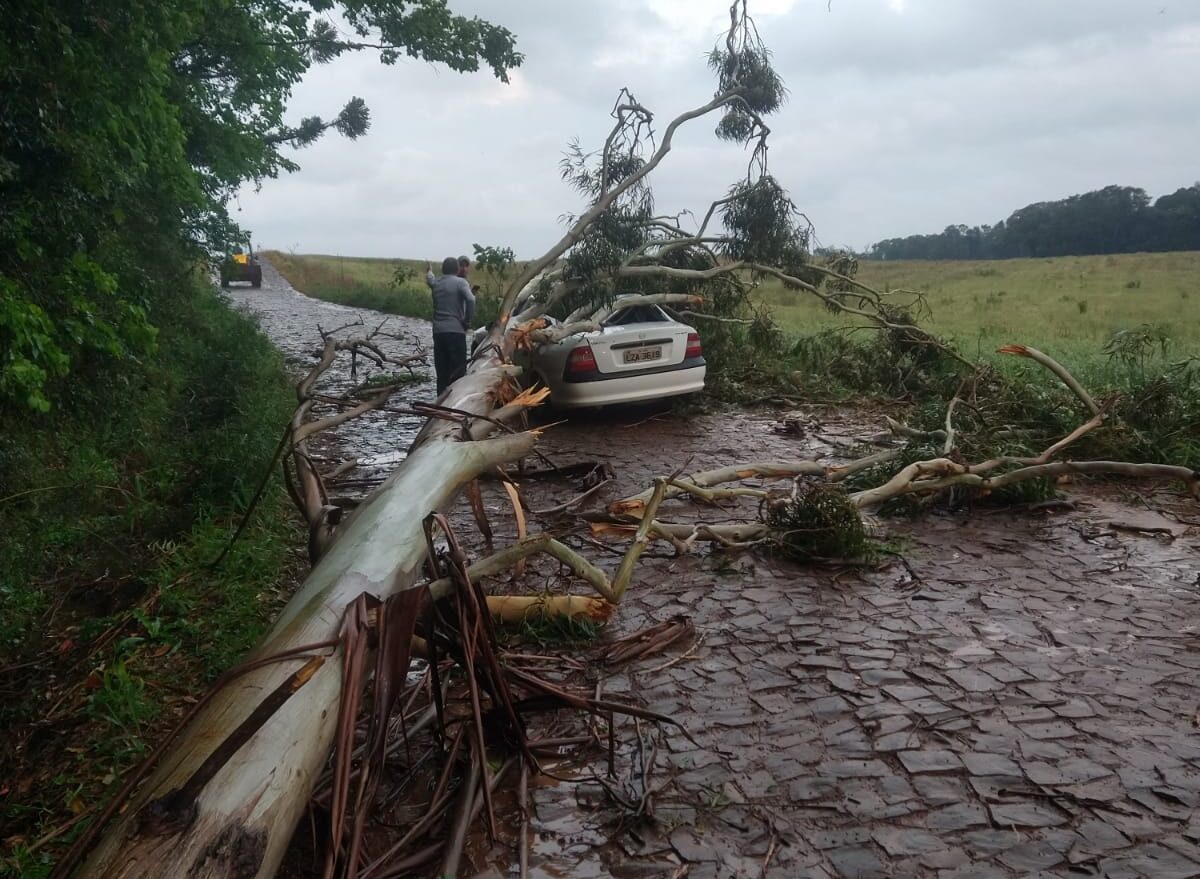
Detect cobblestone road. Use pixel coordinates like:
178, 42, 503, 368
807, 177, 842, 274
520, 412, 1200, 879
238, 263, 1200, 879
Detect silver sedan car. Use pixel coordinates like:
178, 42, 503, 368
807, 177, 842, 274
482, 304, 707, 408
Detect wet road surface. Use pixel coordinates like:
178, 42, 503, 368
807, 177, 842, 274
226, 259, 435, 475
234, 263, 1200, 878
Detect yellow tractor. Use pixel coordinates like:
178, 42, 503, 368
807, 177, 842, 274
219, 240, 263, 288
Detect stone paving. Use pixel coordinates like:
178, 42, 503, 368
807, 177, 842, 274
237, 264, 1200, 878
516, 411, 1200, 879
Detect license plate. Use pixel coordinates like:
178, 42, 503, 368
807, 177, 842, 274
623, 345, 662, 364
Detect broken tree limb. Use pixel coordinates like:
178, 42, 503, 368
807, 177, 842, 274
966, 412, 1109, 476
590, 293, 705, 324
942, 396, 960, 456
523, 295, 706, 347
616, 260, 979, 372
907, 460, 1200, 500
884, 416, 947, 443
286, 326, 429, 557
588, 518, 771, 547
611, 479, 668, 602
1033, 412, 1106, 463
528, 477, 612, 517
496, 88, 745, 328
488, 595, 615, 624
611, 461, 826, 517
848, 458, 963, 509
998, 343, 1101, 416
827, 448, 904, 482
664, 477, 773, 506
500, 480, 528, 577
426, 534, 618, 605
467, 386, 551, 440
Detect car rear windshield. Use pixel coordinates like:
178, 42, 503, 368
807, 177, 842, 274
603, 305, 670, 326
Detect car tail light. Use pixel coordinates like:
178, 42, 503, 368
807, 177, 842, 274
685, 332, 702, 359
566, 343, 598, 374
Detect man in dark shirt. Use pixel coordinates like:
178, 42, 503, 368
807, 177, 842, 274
425, 257, 477, 394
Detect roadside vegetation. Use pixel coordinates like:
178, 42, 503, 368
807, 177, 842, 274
2, 2, 521, 871
765, 262, 1200, 471
0, 283, 299, 877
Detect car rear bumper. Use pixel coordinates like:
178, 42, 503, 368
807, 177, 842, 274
549, 363, 706, 408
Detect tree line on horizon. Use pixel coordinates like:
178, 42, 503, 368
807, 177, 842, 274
865, 183, 1200, 261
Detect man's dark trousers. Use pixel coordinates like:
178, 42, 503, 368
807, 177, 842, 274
433, 332, 467, 394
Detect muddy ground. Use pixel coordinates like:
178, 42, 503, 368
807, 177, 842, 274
229, 263, 1200, 879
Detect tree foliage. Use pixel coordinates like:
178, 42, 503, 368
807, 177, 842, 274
536, 4, 812, 327
471, 243, 517, 297
868, 183, 1200, 261
0, 0, 520, 411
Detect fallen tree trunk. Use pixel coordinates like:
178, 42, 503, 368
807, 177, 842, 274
70, 282, 679, 878
74, 433, 534, 878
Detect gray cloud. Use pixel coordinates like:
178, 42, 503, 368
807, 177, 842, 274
236, 1, 1200, 257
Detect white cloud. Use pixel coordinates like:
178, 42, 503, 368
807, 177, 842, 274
235, 0, 1200, 257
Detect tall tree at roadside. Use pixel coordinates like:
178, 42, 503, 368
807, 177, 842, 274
0, 0, 520, 411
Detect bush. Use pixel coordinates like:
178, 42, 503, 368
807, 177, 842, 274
0, 282, 299, 871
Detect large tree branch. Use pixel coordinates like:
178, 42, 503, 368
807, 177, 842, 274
529, 294, 704, 346
617, 261, 979, 372
496, 89, 744, 327
904, 461, 1199, 500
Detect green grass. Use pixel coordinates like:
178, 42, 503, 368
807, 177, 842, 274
759, 251, 1200, 362
498, 612, 604, 648
270, 249, 1200, 366
0, 280, 300, 877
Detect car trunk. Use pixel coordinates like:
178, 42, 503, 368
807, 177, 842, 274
587, 307, 692, 375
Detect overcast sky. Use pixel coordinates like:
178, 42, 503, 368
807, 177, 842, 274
234, 0, 1200, 258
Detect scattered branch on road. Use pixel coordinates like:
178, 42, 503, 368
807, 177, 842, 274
595, 350, 1198, 562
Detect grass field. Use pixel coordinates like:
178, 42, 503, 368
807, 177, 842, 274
269, 252, 428, 289
269, 249, 1199, 358
758, 251, 1200, 363
264, 251, 515, 326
